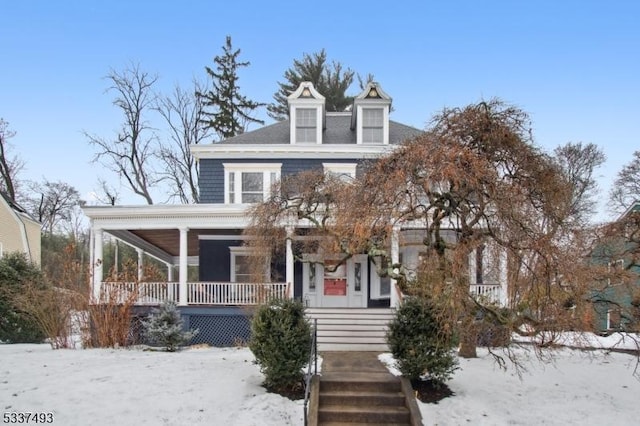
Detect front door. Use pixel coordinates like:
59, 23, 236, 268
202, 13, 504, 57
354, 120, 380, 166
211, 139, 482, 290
303, 255, 368, 308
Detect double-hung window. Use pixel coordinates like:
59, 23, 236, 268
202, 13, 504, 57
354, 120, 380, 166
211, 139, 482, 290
362, 108, 383, 144
296, 108, 317, 143
224, 164, 281, 204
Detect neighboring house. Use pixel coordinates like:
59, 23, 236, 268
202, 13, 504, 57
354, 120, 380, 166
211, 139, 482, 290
589, 201, 640, 333
0, 192, 41, 264
82, 82, 508, 347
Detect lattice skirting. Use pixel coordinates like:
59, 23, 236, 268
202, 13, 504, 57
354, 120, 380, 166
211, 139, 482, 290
129, 306, 252, 347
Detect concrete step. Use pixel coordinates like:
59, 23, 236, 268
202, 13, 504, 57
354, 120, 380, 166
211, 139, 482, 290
318, 342, 389, 352
318, 405, 411, 424
320, 373, 402, 393
321, 390, 406, 407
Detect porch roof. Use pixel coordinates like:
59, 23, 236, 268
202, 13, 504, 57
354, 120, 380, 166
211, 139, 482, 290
82, 204, 253, 263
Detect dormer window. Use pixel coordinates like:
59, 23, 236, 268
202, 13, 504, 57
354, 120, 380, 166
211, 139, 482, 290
288, 82, 325, 144
351, 82, 392, 145
362, 108, 384, 144
296, 108, 317, 143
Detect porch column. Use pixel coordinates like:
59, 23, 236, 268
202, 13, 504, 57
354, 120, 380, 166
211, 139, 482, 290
137, 248, 144, 282
167, 263, 175, 302
390, 225, 400, 308
178, 227, 188, 306
167, 263, 174, 281
285, 226, 294, 299
93, 228, 104, 302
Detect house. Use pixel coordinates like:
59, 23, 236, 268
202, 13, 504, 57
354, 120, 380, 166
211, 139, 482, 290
82, 82, 508, 348
589, 201, 640, 332
0, 192, 41, 264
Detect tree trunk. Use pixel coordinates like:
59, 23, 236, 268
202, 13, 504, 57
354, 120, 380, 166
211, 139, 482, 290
458, 322, 478, 358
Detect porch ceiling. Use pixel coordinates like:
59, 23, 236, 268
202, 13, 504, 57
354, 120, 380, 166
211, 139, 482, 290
107, 229, 242, 259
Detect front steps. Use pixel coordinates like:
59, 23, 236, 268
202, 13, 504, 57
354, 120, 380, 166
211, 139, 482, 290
308, 351, 422, 425
306, 308, 394, 352
318, 372, 411, 424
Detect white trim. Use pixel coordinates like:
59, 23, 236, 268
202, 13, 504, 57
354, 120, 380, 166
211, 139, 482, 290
191, 144, 396, 160
356, 104, 389, 145
229, 246, 269, 283
223, 163, 282, 204
323, 163, 358, 178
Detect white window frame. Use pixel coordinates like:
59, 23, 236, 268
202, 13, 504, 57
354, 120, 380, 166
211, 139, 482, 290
0, 242, 3, 258
322, 163, 357, 181
229, 247, 270, 283
362, 108, 384, 144
370, 257, 391, 299
356, 105, 389, 145
223, 163, 282, 204
295, 107, 318, 143
607, 258, 625, 286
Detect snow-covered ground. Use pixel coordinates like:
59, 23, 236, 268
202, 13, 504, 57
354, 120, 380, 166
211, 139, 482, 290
1, 335, 638, 425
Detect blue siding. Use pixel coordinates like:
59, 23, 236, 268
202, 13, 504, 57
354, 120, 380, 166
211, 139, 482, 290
199, 158, 368, 203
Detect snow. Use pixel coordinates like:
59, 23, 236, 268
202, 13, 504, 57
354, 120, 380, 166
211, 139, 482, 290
1, 336, 638, 426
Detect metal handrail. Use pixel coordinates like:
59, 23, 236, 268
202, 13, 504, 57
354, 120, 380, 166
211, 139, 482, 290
303, 318, 318, 426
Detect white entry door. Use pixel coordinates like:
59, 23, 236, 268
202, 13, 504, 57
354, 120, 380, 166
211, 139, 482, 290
303, 256, 368, 308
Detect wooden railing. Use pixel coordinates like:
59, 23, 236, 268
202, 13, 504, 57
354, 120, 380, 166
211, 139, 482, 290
101, 281, 288, 306
469, 284, 502, 304
102, 282, 179, 305
187, 282, 288, 305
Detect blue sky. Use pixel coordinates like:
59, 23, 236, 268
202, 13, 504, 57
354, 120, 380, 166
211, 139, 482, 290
1, 1, 638, 220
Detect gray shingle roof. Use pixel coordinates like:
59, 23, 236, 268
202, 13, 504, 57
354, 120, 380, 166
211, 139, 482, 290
216, 113, 423, 145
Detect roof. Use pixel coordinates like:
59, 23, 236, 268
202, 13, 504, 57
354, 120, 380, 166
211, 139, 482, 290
215, 113, 423, 146
0, 191, 39, 224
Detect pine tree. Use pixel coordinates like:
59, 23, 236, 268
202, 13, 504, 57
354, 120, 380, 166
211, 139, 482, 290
197, 36, 265, 140
142, 301, 197, 351
267, 49, 356, 121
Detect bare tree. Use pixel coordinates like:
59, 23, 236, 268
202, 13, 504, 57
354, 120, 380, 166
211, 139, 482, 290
248, 99, 597, 361
26, 179, 81, 235
0, 119, 24, 201
610, 150, 640, 215
86, 64, 160, 205
553, 142, 606, 226
155, 81, 210, 203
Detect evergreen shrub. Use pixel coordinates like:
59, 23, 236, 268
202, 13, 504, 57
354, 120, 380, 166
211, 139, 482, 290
387, 296, 458, 386
142, 301, 197, 351
0, 252, 46, 343
249, 298, 311, 393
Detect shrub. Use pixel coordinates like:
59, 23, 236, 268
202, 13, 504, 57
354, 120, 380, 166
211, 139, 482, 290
142, 300, 197, 351
249, 298, 311, 393
387, 296, 458, 386
0, 252, 46, 343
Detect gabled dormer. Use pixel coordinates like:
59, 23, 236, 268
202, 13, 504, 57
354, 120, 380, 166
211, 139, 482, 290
351, 82, 392, 145
287, 82, 325, 144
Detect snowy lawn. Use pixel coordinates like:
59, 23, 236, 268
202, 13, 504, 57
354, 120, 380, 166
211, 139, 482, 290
1, 338, 639, 425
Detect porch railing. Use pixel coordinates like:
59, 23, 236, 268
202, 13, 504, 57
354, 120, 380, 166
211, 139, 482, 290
187, 282, 288, 305
101, 281, 287, 306
469, 284, 502, 304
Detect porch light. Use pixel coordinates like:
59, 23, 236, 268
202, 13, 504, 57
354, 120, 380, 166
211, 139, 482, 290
368, 87, 378, 98
301, 87, 312, 97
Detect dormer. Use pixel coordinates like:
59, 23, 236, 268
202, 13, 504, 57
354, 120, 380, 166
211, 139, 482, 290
287, 82, 325, 144
351, 82, 392, 144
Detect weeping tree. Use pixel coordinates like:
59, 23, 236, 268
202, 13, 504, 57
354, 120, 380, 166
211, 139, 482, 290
246, 99, 604, 363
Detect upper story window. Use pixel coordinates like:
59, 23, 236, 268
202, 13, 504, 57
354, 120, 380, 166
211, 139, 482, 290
296, 108, 317, 143
288, 82, 325, 144
224, 163, 281, 204
352, 82, 391, 145
323, 163, 357, 181
362, 108, 384, 144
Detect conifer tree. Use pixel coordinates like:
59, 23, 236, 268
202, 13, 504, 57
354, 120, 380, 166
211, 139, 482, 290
267, 49, 356, 121
197, 36, 265, 140
143, 301, 197, 351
